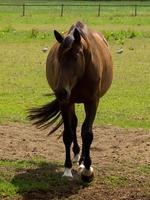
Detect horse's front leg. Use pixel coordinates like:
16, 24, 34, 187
70, 104, 80, 163
61, 105, 73, 178
79, 100, 98, 182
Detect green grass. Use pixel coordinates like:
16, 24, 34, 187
105, 175, 127, 187
0, 31, 149, 128
97, 37, 150, 128
0, 159, 59, 197
0, 159, 82, 198
0, 7, 150, 129
0, 159, 49, 169
138, 165, 150, 175
0, 159, 149, 198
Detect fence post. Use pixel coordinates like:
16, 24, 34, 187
98, 4, 101, 17
60, 4, 64, 17
135, 5, 137, 16
22, 4, 25, 16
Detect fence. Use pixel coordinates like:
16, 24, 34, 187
0, 3, 150, 17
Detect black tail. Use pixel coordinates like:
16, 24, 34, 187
27, 99, 63, 135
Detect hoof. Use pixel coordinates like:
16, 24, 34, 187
78, 163, 85, 174
80, 167, 94, 183
81, 173, 94, 182
62, 168, 73, 179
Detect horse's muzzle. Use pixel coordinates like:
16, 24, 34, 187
55, 88, 70, 102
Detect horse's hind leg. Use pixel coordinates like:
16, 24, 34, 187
71, 104, 80, 163
79, 101, 98, 182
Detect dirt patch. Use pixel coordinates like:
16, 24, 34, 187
0, 123, 150, 200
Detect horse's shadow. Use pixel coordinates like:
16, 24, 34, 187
11, 161, 83, 200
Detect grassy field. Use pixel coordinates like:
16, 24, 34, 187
0, 159, 67, 197
0, 159, 149, 198
0, 13, 150, 129
0, 2, 150, 199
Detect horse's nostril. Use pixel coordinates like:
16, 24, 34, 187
55, 89, 69, 101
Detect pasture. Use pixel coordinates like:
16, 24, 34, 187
0, 1, 150, 199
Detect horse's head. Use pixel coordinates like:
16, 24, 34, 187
54, 28, 85, 103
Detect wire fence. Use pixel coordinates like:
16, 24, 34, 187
0, 3, 150, 17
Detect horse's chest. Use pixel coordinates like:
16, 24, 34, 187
70, 78, 100, 103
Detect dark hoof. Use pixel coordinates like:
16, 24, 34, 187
81, 173, 94, 183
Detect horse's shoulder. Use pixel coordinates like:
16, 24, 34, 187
87, 29, 108, 47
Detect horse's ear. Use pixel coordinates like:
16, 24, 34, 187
73, 28, 81, 43
54, 30, 64, 43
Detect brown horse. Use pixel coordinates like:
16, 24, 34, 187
28, 21, 113, 182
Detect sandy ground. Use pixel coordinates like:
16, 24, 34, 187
0, 123, 150, 200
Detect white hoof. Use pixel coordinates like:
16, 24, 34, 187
73, 154, 80, 163
78, 164, 85, 174
82, 166, 94, 177
80, 166, 94, 182
62, 168, 73, 178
